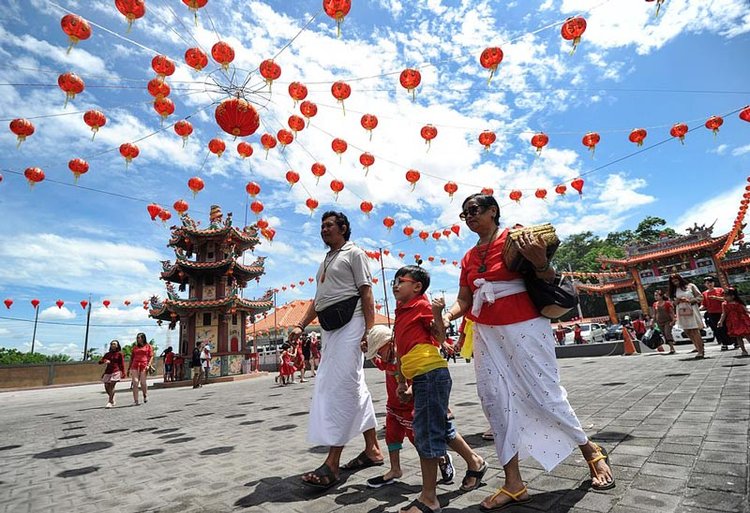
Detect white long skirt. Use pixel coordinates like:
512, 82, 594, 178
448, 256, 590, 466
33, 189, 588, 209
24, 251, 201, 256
473, 318, 588, 471
307, 315, 378, 446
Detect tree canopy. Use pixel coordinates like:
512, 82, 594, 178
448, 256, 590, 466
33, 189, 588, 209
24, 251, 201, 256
0, 348, 72, 365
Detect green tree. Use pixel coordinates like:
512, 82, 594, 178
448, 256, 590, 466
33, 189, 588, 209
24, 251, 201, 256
0, 348, 71, 365
633, 216, 676, 243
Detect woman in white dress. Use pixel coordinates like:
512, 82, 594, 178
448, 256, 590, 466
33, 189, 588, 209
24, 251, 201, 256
668, 274, 705, 359
442, 193, 614, 511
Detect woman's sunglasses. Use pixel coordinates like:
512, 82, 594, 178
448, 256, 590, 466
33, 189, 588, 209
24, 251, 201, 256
459, 205, 486, 220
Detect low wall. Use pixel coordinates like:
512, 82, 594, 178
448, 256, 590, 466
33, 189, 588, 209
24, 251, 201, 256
0, 359, 165, 390
555, 341, 629, 358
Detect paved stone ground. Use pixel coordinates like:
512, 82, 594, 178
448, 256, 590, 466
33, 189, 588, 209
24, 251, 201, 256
0, 343, 748, 513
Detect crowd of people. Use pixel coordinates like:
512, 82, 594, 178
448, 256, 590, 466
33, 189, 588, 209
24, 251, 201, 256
276, 333, 320, 385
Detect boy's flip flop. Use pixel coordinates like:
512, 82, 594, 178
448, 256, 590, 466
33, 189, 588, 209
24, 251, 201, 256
341, 450, 384, 471
460, 460, 488, 492
301, 464, 340, 490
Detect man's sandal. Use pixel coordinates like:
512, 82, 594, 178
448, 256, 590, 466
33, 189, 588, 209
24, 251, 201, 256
301, 463, 340, 490
479, 486, 532, 512
459, 460, 488, 492
587, 444, 616, 491
399, 498, 442, 513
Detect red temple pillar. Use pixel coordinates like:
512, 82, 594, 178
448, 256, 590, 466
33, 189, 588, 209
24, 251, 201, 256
604, 293, 618, 324
629, 267, 650, 314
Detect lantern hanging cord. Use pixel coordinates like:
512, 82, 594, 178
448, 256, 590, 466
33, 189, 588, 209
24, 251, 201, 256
0, 315, 172, 328
153, 0, 210, 57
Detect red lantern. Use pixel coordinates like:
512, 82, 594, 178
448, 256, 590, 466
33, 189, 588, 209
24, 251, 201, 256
300, 100, 318, 126
561, 16, 587, 53
277, 129, 294, 149
444, 181, 458, 199
582, 132, 600, 154
571, 177, 585, 196
151, 55, 175, 78
147, 203, 162, 220
58, 72, 84, 107
360, 201, 374, 216
432, 231, 441, 241
555, 184, 567, 195
311, 162, 327, 184
23, 167, 44, 188
103, 299, 111, 308
629, 128, 647, 147
478, 130, 496, 151
237, 141, 253, 159
9, 118, 34, 147
442, 229, 451, 238
330, 179, 345, 200
259, 59, 281, 89
182, 0, 208, 21
418, 231, 429, 242
414, 254, 421, 261
80, 300, 88, 310
398, 252, 405, 259
420, 124, 438, 150
215, 97, 260, 138
531, 132, 549, 154
256, 219, 269, 229
323, 0, 351, 37
400, 68, 421, 100
211, 41, 235, 70
68, 158, 89, 183
174, 119, 193, 146
188, 176, 205, 197
670, 122, 688, 144
535, 188, 547, 200
383, 216, 395, 231
288, 115, 305, 136
481, 187, 494, 196
406, 169, 421, 190
173, 199, 189, 214
361, 114, 378, 140
158, 210, 172, 224
479, 47, 504, 84
208, 138, 226, 157
119, 142, 139, 168
61, 14, 92, 52
31, 299, 40, 309
285, 170, 300, 188
124, 300, 131, 306
452, 260, 458, 266
332, 138, 348, 162
56, 300, 64, 309
153, 97, 175, 121
740, 106, 750, 123
331, 81, 351, 115
403, 226, 414, 238
705, 115, 723, 136
3, 299, 11, 309
308, 277, 314, 283
288, 82, 308, 105
245, 181, 261, 198
261, 133, 277, 158
360, 152, 375, 175
305, 197, 319, 215
185, 47, 208, 71
250, 200, 264, 216
115, 0, 146, 31
509, 189, 522, 202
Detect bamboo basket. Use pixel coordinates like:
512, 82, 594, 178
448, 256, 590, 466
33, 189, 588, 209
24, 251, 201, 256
503, 223, 560, 272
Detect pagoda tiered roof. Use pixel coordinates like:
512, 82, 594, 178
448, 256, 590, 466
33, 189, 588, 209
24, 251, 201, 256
150, 290, 273, 322
161, 256, 265, 284
575, 279, 636, 294
719, 249, 750, 270
598, 231, 729, 267
168, 223, 261, 253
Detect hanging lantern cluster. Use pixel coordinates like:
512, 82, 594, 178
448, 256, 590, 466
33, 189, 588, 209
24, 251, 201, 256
716, 177, 750, 259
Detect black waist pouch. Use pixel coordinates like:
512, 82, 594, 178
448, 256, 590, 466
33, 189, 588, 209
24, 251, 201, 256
317, 296, 360, 331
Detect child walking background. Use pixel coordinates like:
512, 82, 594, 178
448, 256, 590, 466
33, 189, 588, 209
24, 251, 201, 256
717, 288, 750, 356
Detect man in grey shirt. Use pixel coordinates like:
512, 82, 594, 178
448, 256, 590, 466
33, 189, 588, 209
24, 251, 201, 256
290, 211, 383, 490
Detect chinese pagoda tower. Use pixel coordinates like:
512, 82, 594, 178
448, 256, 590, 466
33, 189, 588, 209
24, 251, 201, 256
149, 205, 272, 374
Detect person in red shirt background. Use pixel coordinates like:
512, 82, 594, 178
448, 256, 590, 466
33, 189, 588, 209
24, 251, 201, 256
99, 340, 125, 408
127, 332, 154, 406
631, 316, 647, 341
702, 275, 734, 351
554, 324, 566, 345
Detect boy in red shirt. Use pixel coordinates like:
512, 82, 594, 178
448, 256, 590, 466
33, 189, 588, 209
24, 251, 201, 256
391, 265, 486, 513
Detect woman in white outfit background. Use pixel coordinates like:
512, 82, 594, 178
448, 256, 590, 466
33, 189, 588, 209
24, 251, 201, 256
442, 193, 614, 511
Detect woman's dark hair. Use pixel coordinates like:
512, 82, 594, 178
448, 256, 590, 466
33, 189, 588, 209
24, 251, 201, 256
136, 332, 147, 345
110, 340, 121, 352
654, 289, 664, 298
723, 287, 746, 306
165, 346, 173, 353
395, 265, 430, 293
321, 211, 351, 241
667, 273, 688, 299
461, 193, 500, 226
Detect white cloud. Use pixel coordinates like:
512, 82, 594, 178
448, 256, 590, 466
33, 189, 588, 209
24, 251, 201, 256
674, 183, 744, 234
39, 306, 76, 320
732, 144, 750, 157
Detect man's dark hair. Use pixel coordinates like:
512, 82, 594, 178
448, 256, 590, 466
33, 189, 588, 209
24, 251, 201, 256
195, 341, 201, 347
461, 193, 501, 226
321, 211, 351, 241
395, 265, 430, 294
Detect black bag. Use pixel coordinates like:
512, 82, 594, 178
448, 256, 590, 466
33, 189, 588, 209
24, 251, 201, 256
641, 328, 664, 350
317, 296, 360, 331
522, 272, 578, 319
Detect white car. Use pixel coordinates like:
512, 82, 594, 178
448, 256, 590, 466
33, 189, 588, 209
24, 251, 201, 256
563, 323, 607, 344
671, 325, 715, 344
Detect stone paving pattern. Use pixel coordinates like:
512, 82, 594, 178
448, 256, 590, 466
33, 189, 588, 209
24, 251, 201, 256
0, 343, 748, 513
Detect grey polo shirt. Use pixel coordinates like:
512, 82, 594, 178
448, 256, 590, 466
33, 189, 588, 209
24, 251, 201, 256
314, 241, 372, 314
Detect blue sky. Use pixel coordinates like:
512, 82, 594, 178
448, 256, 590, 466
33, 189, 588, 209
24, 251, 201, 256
0, 0, 748, 357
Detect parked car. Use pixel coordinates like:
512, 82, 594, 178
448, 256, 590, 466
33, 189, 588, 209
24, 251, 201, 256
564, 323, 607, 344
671, 325, 714, 344
604, 324, 623, 341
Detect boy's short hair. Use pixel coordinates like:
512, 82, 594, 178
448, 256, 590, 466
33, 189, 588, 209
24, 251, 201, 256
395, 265, 430, 293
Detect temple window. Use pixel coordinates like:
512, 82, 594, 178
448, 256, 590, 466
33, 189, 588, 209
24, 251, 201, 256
232, 314, 238, 325
203, 313, 212, 326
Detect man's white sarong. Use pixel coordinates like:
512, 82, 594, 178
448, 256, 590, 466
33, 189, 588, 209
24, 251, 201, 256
474, 318, 588, 471
307, 315, 378, 446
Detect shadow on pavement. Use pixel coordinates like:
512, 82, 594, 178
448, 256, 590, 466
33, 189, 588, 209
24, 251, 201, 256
234, 473, 351, 509
57, 466, 100, 478
34, 441, 113, 459
200, 446, 235, 455
130, 448, 164, 458
334, 482, 421, 512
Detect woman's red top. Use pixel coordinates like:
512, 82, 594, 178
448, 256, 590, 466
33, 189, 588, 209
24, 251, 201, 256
131, 343, 153, 367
